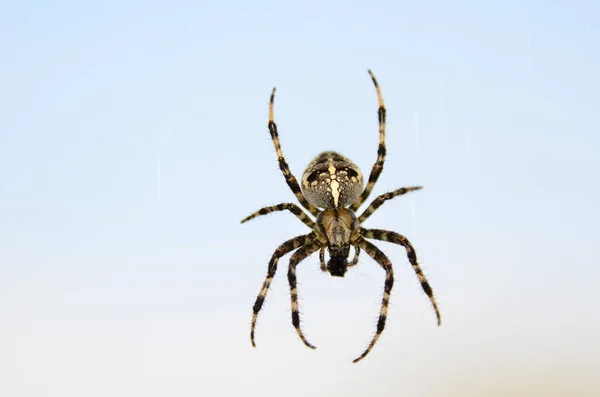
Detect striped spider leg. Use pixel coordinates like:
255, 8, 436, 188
250, 233, 315, 348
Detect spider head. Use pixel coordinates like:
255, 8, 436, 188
327, 246, 350, 277
301, 151, 364, 209
316, 208, 359, 278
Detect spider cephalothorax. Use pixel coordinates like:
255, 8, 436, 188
315, 207, 359, 277
241, 70, 441, 363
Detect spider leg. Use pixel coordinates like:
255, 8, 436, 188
361, 227, 441, 326
251, 232, 315, 347
241, 203, 315, 229
288, 240, 321, 349
268, 88, 321, 217
348, 246, 360, 267
358, 186, 423, 224
319, 247, 326, 272
352, 236, 394, 363
350, 70, 387, 212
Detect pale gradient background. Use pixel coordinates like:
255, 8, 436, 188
1, 1, 599, 396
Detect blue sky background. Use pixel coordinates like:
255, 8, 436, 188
1, 1, 599, 396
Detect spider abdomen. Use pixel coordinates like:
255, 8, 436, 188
301, 151, 364, 209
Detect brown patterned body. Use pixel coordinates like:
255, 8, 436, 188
301, 151, 364, 209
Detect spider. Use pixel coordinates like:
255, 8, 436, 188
241, 70, 441, 363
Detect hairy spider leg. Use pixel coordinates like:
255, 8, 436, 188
288, 240, 322, 349
251, 233, 315, 347
348, 246, 360, 267
268, 88, 321, 217
358, 186, 423, 224
352, 237, 394, 363
361, 228, 441, 326
241, 203, 315, 229
350, 70, 387, 212
319, 247, 326, 272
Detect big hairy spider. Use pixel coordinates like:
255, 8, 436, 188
241, 70, 441, 363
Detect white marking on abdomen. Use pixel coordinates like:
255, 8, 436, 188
331, 180, 340, 207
